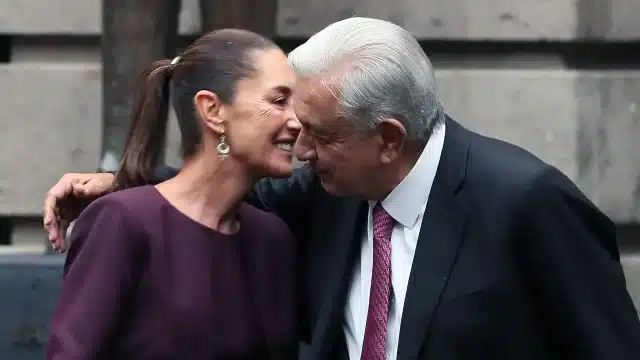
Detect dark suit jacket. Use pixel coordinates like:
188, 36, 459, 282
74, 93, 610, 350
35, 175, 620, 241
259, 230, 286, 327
159, 118, 640, 360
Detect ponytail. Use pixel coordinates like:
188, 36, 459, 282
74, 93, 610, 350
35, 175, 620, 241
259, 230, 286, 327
114, 59, 174, 191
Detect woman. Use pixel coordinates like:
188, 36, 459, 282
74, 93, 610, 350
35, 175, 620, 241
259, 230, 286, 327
46, 29, 300, 360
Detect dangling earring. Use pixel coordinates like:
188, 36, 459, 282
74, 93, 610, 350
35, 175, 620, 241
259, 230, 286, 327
216, 134, 230, 157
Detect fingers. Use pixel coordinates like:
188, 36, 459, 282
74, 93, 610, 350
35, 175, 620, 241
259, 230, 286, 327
49, 217, 70, 253
72, 174, 113, 197
43, 175, 78, 249
48, 174, 79, 199
42, 172, 110, 252
43, 194, 58, 229
53, 218, 71, 253
72, 182, 87, 197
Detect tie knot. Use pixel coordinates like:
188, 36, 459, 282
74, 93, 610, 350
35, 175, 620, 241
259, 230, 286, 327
373, 203, 394, 236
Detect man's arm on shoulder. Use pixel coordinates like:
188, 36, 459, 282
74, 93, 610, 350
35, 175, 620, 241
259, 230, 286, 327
153, 164, 317, 221
146, 163, 318, 232
152, 165, 180, 184
515, 166, 640, 359
246, 164, 317, 231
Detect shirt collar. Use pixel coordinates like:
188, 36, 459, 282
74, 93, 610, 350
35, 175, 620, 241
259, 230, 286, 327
370, 123, 446, 228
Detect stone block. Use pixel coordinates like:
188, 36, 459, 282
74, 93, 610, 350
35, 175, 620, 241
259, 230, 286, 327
621, 253, 640, 314
575, 73, 640, 222
437, 70, 578, 179
0, 255, 64, 360
582, 0, 640, 39
0, 0, 101, 35
0, 64, 102, 215
277, 0, 640, 40
0, 0, 201, 35
10, 218, 46, 248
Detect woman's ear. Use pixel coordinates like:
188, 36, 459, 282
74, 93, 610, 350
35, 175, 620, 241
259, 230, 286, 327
194, 90, 225, 134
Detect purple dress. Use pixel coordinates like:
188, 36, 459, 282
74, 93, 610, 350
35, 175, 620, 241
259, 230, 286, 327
46, 186, 298, 360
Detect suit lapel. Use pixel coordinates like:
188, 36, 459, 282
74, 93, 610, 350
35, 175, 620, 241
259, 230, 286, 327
396, 119, 471, 360
310, 197, 367, 359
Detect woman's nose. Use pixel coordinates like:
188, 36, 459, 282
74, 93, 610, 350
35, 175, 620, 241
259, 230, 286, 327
286, 116, 302, 130
285, 117, 301, 139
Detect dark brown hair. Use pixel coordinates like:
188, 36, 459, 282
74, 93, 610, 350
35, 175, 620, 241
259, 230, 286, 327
114, 29, 277, 190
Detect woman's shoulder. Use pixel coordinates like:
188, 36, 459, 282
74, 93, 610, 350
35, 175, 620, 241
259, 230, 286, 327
88, 185, 163, 216
76, 186, 162, 233
99, 185, 160, 208
68, 187, 160, 256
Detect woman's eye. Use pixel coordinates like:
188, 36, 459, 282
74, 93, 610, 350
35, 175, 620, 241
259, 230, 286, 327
273, 98, 287, 106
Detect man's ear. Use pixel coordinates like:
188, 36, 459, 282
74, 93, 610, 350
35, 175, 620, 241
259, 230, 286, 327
378, 118, 406, 164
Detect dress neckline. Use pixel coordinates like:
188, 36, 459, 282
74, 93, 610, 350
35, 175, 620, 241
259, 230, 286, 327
144, 185, 245, 239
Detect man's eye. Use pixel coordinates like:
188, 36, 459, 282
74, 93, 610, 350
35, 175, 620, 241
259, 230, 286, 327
313, 134, 330, 145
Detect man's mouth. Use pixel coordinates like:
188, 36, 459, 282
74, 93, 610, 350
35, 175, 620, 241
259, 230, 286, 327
313, 166, 328, 176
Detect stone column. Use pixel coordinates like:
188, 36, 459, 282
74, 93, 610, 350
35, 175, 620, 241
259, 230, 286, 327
100, 0, 181, 171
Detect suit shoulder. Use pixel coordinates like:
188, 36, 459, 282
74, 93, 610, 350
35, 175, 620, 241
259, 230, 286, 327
466, 131, 557, 188
463, 129, 602, 212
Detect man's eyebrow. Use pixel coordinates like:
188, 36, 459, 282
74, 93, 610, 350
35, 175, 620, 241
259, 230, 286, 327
299, 119, 324, 134
301, 121, 316, 131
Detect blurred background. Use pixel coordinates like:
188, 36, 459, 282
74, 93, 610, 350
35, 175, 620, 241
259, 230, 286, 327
0, 0, 639, 358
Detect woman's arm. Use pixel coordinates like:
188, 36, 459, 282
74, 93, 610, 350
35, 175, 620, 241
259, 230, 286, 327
46, 196, 147, 360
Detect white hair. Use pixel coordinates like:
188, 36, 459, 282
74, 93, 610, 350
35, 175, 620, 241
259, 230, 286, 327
288, 17, 444, 142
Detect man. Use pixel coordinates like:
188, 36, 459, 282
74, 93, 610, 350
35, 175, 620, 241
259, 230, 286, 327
44, 18, 640, 360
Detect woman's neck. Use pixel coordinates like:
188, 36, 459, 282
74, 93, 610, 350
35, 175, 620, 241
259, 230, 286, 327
155, 154, 254, 235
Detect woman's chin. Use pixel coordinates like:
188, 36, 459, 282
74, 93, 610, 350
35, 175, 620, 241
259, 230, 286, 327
263, 162, 294, 178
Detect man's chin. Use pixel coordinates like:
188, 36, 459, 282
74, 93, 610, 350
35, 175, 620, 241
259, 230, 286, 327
319, 178, 343, 196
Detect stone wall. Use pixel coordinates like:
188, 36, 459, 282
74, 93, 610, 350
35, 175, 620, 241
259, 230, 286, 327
0, 0, 638, 290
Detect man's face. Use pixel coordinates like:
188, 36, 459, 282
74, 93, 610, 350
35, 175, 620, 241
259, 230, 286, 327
293, 77, 383, 197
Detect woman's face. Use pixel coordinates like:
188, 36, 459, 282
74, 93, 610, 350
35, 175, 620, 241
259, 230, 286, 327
219, 47, 299, 178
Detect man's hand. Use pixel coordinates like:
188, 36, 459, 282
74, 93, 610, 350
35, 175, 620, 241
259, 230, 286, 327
43, 173, 115, 252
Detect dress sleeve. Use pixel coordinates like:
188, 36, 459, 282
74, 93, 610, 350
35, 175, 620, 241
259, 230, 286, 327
46, 197, 147, 360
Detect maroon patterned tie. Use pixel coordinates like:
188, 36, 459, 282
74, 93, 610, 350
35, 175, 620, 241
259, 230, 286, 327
361, 203, 394, 360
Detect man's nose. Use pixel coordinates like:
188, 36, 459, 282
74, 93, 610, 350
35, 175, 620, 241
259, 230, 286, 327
294, 132, 316, 162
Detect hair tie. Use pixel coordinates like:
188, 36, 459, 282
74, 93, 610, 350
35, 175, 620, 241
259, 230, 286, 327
170, 56, 181, 65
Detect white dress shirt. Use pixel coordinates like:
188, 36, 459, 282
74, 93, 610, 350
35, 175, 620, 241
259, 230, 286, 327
343, 123, 446, 360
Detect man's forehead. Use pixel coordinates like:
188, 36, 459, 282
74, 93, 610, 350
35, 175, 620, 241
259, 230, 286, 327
294, 76, 339, 116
